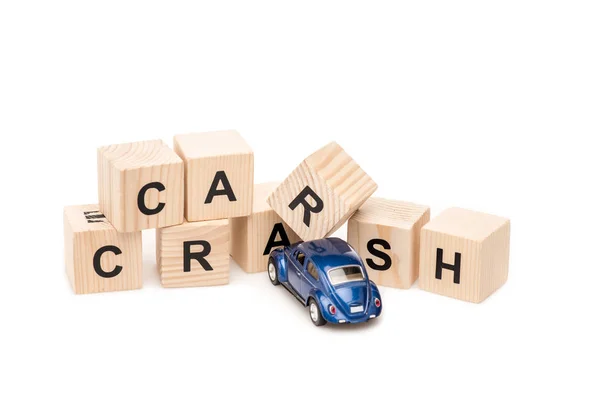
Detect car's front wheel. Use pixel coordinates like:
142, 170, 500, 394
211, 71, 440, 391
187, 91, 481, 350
308, 298, 326, 326
267, 257, 280, 286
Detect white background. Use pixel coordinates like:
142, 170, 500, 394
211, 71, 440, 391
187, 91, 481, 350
1, 1, 599, 399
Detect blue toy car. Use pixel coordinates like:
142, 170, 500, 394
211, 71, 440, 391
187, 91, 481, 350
267, 237, 382, 326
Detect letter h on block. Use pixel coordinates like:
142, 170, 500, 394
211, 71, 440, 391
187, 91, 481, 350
419, 208, 511, 303
435, 248, 461, 284
267, 142, 377, 241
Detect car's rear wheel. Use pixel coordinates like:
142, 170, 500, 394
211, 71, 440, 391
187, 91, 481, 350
308, 298, 326, 326
267, 257, 280, 286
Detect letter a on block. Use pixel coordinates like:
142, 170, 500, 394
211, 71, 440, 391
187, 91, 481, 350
267, 142, 377, 241
231, 182, 301, 273
174, 130, 254, 222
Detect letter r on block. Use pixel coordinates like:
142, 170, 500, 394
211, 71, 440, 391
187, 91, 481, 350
288, 186, 324, 227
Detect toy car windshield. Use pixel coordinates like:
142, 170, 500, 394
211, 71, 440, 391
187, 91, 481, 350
327, 265, 365, 286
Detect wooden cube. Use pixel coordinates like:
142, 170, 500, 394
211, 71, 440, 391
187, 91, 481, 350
156, 219, 230, 288
98, 140, 184, 232
64, 204, 142, 294
174, 130, 254, 222
231, 182, 302, 273
347, 198, 430, 289
267, 142, 377, 241
419, 208, 510, 303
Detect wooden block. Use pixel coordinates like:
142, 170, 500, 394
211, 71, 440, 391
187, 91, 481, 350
267, 142, 377, 241
64, 204, 142, 294
156, 218, 230, 288
98, 140, 184, 232
347, 197, 430, 289
231, 182, 302, 273
419, 207, 510, 303
173, 130, 254, 222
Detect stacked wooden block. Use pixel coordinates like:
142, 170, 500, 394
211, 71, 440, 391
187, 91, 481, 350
347, 201, 510, 303
66, 131, 238, 293
64, 133, 510, 303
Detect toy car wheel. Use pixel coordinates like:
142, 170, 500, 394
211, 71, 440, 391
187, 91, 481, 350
267, 258, 280, 286
308, 298, 326, 326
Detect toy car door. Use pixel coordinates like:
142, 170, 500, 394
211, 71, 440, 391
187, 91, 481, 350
288, 250, 305, 296
301, 259, 319, 299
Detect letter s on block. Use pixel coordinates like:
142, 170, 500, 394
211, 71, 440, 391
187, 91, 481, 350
366, 238, 392, 271
288, 186, 324, 227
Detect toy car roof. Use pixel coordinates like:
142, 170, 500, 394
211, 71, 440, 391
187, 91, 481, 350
296, 238, 362, 271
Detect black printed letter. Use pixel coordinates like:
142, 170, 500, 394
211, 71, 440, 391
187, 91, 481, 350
137, 182, 166, 215
435, 248, 461, 284
205, 171, 236, 204
263, 223, 292, 255
183, 240, 213, 272
93, 245, 123, 278
288, 186, 324, 227
366, 239, 392, 271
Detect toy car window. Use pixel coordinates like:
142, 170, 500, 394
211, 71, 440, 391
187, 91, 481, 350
295, 251, 306, 266
328, 266, 365, 286
306, 261, 318, 281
